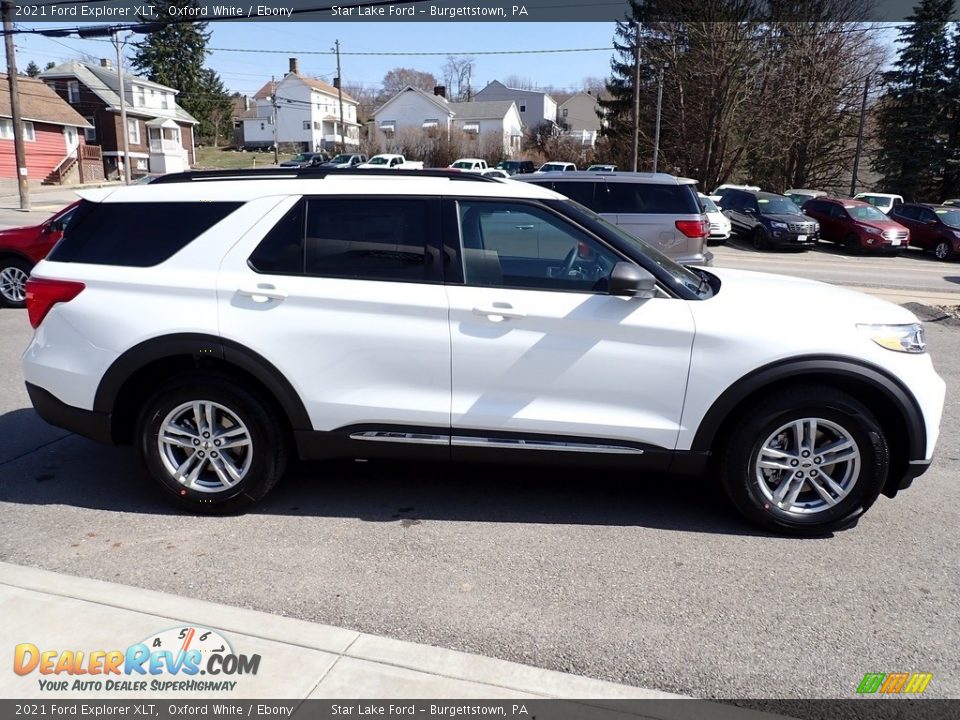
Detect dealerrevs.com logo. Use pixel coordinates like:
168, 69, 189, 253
13, 626, 261, 692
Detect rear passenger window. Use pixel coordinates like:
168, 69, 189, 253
599, 183, 699, 214
304, 199, 431, 282
48, 200, 240, 267
549, 181, 597, 208
248, 203, 305, 274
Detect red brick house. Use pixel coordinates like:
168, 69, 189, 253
41, 60, 198, 179
0, 74, 98, 184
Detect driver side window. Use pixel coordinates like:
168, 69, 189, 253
457, 201, 620, 293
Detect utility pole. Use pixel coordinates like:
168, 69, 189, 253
333, 40, 346, 154
113, 30, 131, 185
3, 1, 30, 209
631, 21, 641, 173
652, 65, 664, 174
850, 74, 870, 198
271, 76, 279, 164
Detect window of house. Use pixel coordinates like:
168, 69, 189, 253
463, 122, 480, 134
161, 94, 169, 110
380, 121, 396, 134
519, 103, 526, 113
4, 120, 37, 142
68, 81, 80, 103
303, 121, 311, 130
84, 117, 96, 142
562, 108, 569, 118
422, 119, 439, 129
127, 118, 140, 145
134, 86, 145, 107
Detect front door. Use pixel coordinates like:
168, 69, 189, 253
63, 126, 79, 156
444, 198, 695, 454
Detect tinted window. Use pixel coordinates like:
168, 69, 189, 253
547, 181, 597, 207
804, 200, 828, 214
457, 200, 620, 293
49, 200, 240, 266
894, 205, 917, 220
599, 183, 699, 214
829, 204, 847, 219
303, 199, 431, 282
248, 203, 305, 274
721, 191, 744, 211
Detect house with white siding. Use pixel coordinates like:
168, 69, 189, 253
371, 86, 522, 154
242, 58, 360, 151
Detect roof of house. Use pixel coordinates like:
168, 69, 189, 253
39, 61, 198, 125
253, 74, 358, 104
477, 80, 557, 103
372, 85, 453, 118
559, 91, 602, 107
449, 100, 518, 121
0, 74, 92, 128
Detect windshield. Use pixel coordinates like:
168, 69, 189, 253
935, 209, 960, 228
848, 205, 888, 221
452, 161, 475, 169
758, 197, 801, 215
558, 199, 712, 298
498, 162, 517, 169
367, 157, 390, 165
329, 154, 351, 163
699, 196, 719, 213
540, 164, 566, 171
290, 153, 310, 162
859, 195, 892, 209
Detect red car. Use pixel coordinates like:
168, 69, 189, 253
890, 203, 960, 260
0, 202, 79, 308
800, 197, 909, 253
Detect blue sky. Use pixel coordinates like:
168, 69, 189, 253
10, 22, 622, 97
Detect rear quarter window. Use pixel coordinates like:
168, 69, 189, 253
48, 200, 241, 267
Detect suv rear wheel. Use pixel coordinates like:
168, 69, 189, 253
718, 386, 889, 536
136, 374, 289, 513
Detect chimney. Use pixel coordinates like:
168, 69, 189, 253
244, 96, 250, 111
289, 58, 299, 75
433, 85, 446, 98
100, 58, 112, 68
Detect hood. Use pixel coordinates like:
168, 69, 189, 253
762, 213, 811, 223
858, 219, 907, 231
703, 267, 918, 324
0, 221, 42, 238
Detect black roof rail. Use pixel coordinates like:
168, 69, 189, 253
150, 167, 500, 184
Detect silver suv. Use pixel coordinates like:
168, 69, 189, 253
516, 171, 712, 266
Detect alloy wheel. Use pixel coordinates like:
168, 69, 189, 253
754, 417, 861, 515
0, 266, 28, 303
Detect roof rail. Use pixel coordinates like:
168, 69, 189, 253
150, 167, 500, 184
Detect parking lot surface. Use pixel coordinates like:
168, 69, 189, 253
1, 300, 958, 699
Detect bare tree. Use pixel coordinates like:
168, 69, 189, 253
441, 55, 475, 101
382, 67, 438, 95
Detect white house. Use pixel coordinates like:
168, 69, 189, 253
473, 80, 557, 130
371, 86, 522, 154
241, 58, 360, 151
558, 91, 605, 148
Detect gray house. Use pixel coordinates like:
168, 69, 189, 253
473, 80, 558, 130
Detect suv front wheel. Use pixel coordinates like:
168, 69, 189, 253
137, 374, 289, 513
719, 386, 889, 535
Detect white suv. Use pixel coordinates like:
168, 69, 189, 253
22, 168, 945, 535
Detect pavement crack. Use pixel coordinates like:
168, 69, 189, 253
0, 432, 74, 468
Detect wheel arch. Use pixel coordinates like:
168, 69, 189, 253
0, 250, 35, 267
692, 356, 926, 498
94, 334, 311, 445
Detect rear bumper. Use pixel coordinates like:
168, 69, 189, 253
883, 459, 932, 498
25, 382, 113, 445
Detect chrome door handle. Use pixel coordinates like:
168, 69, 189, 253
473, 305, 526, 320
515, 224, 535, 230
237, 285, 288, 302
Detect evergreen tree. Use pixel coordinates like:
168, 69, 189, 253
940, 27, 960, 198
24, 61, 41, 78
874, 0, 954, 201
196, 68, 233, 145
132, 1, 212, 131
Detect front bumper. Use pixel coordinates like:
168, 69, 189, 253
769, 230, 819, 247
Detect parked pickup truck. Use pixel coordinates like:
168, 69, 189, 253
449, 158, 488, 172
321, 153, 368, 168
357, 154, 424, 169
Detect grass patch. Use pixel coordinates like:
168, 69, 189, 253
194, 146, 295, 170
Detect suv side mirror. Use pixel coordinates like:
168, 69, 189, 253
609, 262, 656, 299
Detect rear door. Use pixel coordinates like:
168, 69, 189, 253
444, 197, 695, 455
599, 182, 700, 259
217, 195, 452, 440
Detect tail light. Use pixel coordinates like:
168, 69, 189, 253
25, 278, 85, 329
676, 219, 710, 239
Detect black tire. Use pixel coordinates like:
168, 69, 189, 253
752, 226, 768, 251
136, 373, 289, 513
843, 233, 862, 254
0, 256, 32, 309
934, 239, 952, 261
718, 385, 889, 536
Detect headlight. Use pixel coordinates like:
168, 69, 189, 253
952, 230, 960, 239
865, 226, 880, 235
770, 221, 788, 230
857, 323, 927, 353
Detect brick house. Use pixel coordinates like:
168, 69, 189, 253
41, 60, 198, 178
0, 74, 97, 185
